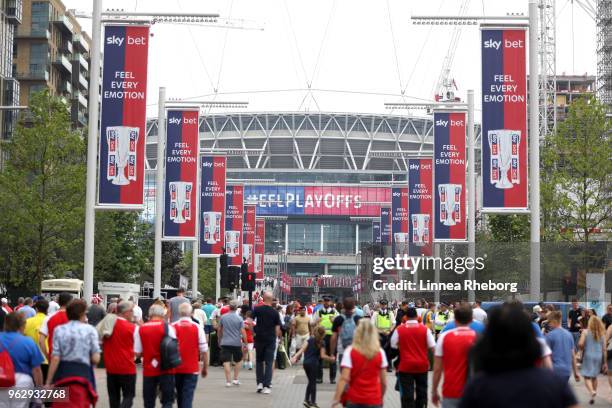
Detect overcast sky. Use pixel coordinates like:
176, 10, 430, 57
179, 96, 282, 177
64, 0, 597, 118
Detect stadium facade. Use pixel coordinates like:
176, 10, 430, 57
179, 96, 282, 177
143, 112, 481, 301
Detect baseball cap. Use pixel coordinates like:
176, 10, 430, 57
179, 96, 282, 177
380, 299, 388, 305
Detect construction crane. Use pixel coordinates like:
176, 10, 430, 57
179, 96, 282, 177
434, 0, 470, 102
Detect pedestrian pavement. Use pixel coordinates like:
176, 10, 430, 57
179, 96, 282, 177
94, 365, 612, 407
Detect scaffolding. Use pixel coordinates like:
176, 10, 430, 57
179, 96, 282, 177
597, 0, 612, 107
539, 0, 557, 137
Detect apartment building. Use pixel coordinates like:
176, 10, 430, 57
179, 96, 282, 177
0, 0, 22, 141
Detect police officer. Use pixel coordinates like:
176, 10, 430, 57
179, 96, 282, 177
372, 299, 395, 372
433, 302, 453, 339
313, 296, 338, 384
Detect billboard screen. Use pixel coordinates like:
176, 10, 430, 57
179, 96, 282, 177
433, 111, 467, 241
163, 109, 199, 240
244, 186, 390, 216
481, 28, 528, 211
98, 25, 149, 208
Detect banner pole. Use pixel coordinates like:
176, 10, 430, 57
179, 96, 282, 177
216, 259, 221, 301
467, 89, 476, 303
528, 0, 541, 301
192, 241, 198, 299
154, 87, 166, 299
83, 0, 103, 305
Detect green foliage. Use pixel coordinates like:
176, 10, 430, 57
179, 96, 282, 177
542, 97, 611, 242
485, 214, 530, 242
183, 249, 216, 299
0, 91, 85, 292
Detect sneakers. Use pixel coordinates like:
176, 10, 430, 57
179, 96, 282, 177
225, 382, 232, 387
248, 361, 253, 370
303, 401, 311, 408
256, 383, 263, 393
232, 379, 241, 386
262, 387, 271, 394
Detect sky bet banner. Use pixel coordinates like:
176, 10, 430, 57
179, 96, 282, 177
244, 186, 390, 217
380, 207, 391, 246
224, 185, 244, 266
98, 25, 149, 208
481, 28, 528, 211
372, 221, 381, 244
408, 158, 433, 256
391, 188, 409, 256
199, 156, 226, 256
255, 219, 266, 280
243, 205, 257, 273
163, 109, 199, 240
434, 111, 467, 241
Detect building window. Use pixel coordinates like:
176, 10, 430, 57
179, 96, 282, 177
322, 224, 355, 255
287, 223, 320, 253
31, 2, 49, 36
265, 222, 286, 254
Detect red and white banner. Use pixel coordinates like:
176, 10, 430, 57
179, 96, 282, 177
408, 158, 433, 256
224, 185, 244, 266
255, 219, 266, 280
199, 156, 226, 256
243, 205, 256, 272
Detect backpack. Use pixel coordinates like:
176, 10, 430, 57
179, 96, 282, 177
160, 323, 182, 370
340, 314, 357, 349
0, 337, 17, 387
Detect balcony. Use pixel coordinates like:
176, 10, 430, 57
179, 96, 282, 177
60, 80, 72, 95
73, 34, 90, 53
73, 53, 88, 71
75, 110, 87, 126
77, 72, 88, 90
52, 15, 74, 35
53, 54, 72, 75
73, 91, 88, 109
6, 0, 23, 24
16, 67, 49, 81
60, 39, 73, 55
16, 28, 50, 39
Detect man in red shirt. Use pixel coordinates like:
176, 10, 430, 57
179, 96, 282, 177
172, 303, 208, 408
134, 303, 177, 408
102, 300, 138, 408
391, 307, 435, 408
39, 292, 72, 361
431, 304, 477, 408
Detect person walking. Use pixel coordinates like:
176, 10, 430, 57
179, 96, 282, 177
606, 323, 612, 403
87, 296, 106, 327
102, 300, 138, 408
330, 297, 361, 373
434, 303, 452, 338
45, 299, 101, 408
172, 303, 208, 408
0, 313, 44, 408
431, 304, 477, 408
134, 304, 177, 408
331, 319, 387, 408
24, 299, 49, 382
391, 307, 435, 408
545, 311, 580, 383
567, 299, 583, 349
218, 301, 247, 387
291, 326, 336, 408
372, 299, 395, 373
471, 301, 487, 324
252, 291, 282, 394
578, 315, 607, 405
312, 296, 338, 384
292, 307, 311, 360
17, 297, 36, 319
242, 309, 255, 370
202, 298, 217, 342
460, 303, 578, 408
39, 292, 72, 364
168, 288, 190, 323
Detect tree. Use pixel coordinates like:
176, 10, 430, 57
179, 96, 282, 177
183, 249, 217, 299
542, 97, 611, 242
485, 214, 530, 242
0, 91, 86, 293
94, 212, 153, 285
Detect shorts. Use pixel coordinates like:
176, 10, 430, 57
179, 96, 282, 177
221, 346, 243, 363
247, 343, 254, 351
204, 325, 213, 334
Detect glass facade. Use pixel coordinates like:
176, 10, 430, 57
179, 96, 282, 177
31, 2, 49, 36
322, 224, 355, 254
228, 171, 405, 184
264, 221, 285, 254
288, 223, 321, 253
29, 43, 47, 76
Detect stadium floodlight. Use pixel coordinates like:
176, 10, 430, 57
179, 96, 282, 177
411, 14, 526, 25
166, 99, 249, 109
100, 10, 220, 24
200, 148, 264, 156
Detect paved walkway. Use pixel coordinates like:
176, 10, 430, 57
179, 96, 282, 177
94, 365, 611, 407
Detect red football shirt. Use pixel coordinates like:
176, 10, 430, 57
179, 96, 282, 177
42, 310, 68, 355
172, 318, 207, 374
134, 320, 176, 377
435, 326, 477, 398
103, 317, 137, 375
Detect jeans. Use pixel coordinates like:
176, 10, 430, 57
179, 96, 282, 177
303, 362, 318, 404
143, 374, 175, 408
175, 374, 198, 408
255, 340, 276, 387
107, 373, 136, 408
379, 334, 392, 370
317, 334, 336, 382
571, 331, 580, 351
441, 398, 461, 408
398, 372, 428, 408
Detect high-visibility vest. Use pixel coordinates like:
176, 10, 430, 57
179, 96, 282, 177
318, 309, 336, 335
376, 311, 392, 330
434, 311, 450, 332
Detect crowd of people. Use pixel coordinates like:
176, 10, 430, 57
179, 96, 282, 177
1, 292, 611, 407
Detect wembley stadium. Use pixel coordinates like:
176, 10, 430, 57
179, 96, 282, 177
141, 112, 482, 301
